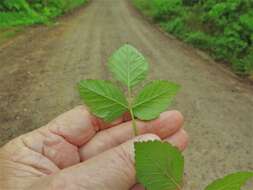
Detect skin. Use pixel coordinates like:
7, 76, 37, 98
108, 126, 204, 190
0, 106, 188, 190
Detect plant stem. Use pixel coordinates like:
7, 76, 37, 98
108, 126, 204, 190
130, 106, 138, 136
127, 86, 138, 136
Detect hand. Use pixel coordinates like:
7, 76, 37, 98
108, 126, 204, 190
0, 106, 188, 190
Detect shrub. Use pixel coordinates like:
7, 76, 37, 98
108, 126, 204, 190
185, 31, 212, 50
132, 0, 253, 76
2, 0, 30, 12
0, 12, 45, 27
182, 0, 201, 6
240, 13, 253, 31
151, 0, 183, 20
161, 18, 187, 38
210, 25, 248, 60
233, 49, 253, 74
0, 0, 88, 27
132, 0, 183, 21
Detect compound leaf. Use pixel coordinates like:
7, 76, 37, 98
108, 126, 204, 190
79, 80, 128, 122
205, 171, 253, 190
135, 141, 184, 190
133, 80, 180, 120
108, 44, 149, 89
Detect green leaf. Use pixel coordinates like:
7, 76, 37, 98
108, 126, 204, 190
133, 80, 180, 120
135, 141, 184, 190
79, 80, 128, 122
205, 171, 253, 190
108, 44, 149, 89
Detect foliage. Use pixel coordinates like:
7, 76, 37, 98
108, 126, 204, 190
132, 0, 183, 21
79, 80, 128, 122
108, 44, 149, 89
135, 140, 253, 190
78, 44, 253, 189
185, 31, 212, 50
182, 0, 201, 6
135, 141, 184, 190
133, 80, 180, 120
2, 0, 30, 11
0, 12, 44, 27
161, 18, 186, 38
132, 0, 253, 76
205, 171, 253, 190
0, 0, 88, 28
232, 48, 253, 74
79, 44, 179, 127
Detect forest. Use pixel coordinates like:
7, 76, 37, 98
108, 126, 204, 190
132, 0, 253, 76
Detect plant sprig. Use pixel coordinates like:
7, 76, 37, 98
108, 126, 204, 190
79, 44, 180, 136
78, 44, 253, 190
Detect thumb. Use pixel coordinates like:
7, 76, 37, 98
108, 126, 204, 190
54, 134, 160, 190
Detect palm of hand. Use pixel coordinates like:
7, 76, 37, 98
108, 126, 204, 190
0, 106, 188, 190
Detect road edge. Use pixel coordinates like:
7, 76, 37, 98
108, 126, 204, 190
126, 0, 253, 86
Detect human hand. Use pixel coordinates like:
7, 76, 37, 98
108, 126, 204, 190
0, 106, 188, 190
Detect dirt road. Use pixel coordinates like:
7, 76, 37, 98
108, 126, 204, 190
0, 0, 252, 189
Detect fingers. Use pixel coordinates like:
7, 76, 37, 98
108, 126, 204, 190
131, 129, 189, 190
46, 106, 97, 146
79, 111, 184, 160
1, 139, 60, 175
13, 106, 186, 171
15, 106, 93, 169
18, 106, 128, 169
28, 132, 188, 190
46, 106, 128, 146
53, 134, 160, 190
164, 129, 189, 151
131, 184, 145, 190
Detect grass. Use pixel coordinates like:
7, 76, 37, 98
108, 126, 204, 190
0, 0, 89, 45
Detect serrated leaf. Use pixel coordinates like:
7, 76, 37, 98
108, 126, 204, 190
133, 80, 180, 120
79, 80, 128, 122
135, 141, 184, 190
205, 171, 253, 190
108, 44, 149, 88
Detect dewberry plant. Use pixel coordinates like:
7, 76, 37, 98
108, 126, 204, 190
79, 44, 253, 190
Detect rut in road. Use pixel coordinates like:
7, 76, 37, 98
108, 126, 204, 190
0, 0, 253, 189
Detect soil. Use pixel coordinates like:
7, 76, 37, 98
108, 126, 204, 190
0, 0, 252, 189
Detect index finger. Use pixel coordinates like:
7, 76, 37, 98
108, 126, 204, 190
46, 105, 130, 146
14, 106, 130, 169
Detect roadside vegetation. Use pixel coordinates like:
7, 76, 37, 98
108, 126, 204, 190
0, 0, 88, 44
132, 0, 253, 77
0, 0, 88, 28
